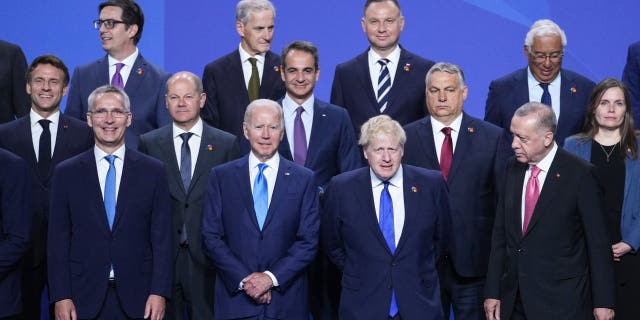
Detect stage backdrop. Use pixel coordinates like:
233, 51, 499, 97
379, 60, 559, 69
1, 0, 637, 119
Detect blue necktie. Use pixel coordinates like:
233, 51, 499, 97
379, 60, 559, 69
104, 155, 117, 230
379, 181, 398, 317
377, 58, 391, 113
540, 83, 552, 107
253, 163, 268, 229
179, 132, 193, 191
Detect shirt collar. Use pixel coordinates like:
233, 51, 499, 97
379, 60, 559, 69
369, 164, 403, 188
282, 94, 315, 117
108, 47, 139, 67
239, 43, 266, 64
430, 113, 463, 135
248, 150, 280, 170
368, 45, 401, 65
527, 66, 561, 90
30, 109, 60, 128
94, 143, 126, 162
172, 118, 203, 139
531, 142, 558, 173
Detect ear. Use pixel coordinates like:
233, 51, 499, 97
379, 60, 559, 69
243, 122, 250, 140
127, 24, 139, 41
315, 68, 320, 82
26, 82, 32, 95
361, 17, 366, 33
199, 92, 206, 109
462, 86, 469, 101
523, 45, 530, 59
280, 65, 285, 82
543, 131, 554, 147
236, 20, 245, 37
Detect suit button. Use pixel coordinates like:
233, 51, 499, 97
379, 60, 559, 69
184, 203, 189, 208
177, 229, 182, 234
391, 262, 397, 267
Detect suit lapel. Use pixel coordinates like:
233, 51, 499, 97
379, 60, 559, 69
523, 151, 564, 237
124, 55, 147, 94
356, 169, 393, 255
157, 127, 185, 198
16, 117, 38, 168
260, 52, 281, 98
262, 159, 290, 230
305, 100, 329, 167
386, 49, 411, 112
81, 151, 112, 235
395, 167, 416, 254
95, 56, 110, 85
190, 126, 219, 193
112, 149, 138, 231
415, 118, 440, 169
447, 114, 473, 182
356, 51, 379, 113
507, 161, 527, 238
235, 157, 260, 230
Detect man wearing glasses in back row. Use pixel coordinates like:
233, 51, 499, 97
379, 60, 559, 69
484, 19, 595, 147
65, 0, 171, 149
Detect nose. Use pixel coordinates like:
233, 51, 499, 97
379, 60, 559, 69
438, 90, 447, 102
511, 136, 519, 149
260, 127, 271, 139
381, 150, 391, 162
542, 57, 552, 67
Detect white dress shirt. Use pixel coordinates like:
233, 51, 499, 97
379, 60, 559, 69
520, 143, 558, 228
282, 94, 314, 155
430, 113, 463, 163
527, 67, 561, 121
368, 45, 401, 100
30, 109, 59, 160
172, 118, 203, 177
370, 165, 405, 246
239, 43, 266, 88
107, 47, 139, 88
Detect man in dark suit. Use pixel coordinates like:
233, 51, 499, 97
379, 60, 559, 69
404, 62, 509, 320
0, 40, 29, 123
64, 0, 170, 148
622, 40, 640, 125
484, 19, 595, 146
331, 0, 435, 134
139, 71, 239, 319
0, 54, 94, 320
484, 102, 615, 320
49, 85, 172, 320
202, 0, 285, 137
0, 148, 31, 319
322, 115, 450, 320
202, 99, 319, 319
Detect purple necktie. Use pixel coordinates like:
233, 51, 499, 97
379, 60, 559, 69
111, 63, 125, 89
293, 106, 307, 165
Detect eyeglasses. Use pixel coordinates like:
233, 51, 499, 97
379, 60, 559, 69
93, 19, 126, 30
530, 51, 564, 63
89, 109, 130, 119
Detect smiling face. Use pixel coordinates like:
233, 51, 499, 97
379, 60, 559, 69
87, 92, 131, 153
237, 9, 275, 55
166, 77, 205, 131
426, 71, 467, 126
98, 5, 138, 59
243, 103, 284, 162
524, 35, 563, 84
281, 49, 319, 105
364, 132, 403, 181
361, 0, 404, 57
26, 63, 67, 117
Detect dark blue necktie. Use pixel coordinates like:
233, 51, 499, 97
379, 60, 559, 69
379, 181, 398, 317
253, 163, 268, 229
377, 58, 391, 113
539, 83, 552, 107
104, 155, 117, 230
38, 119, 52, 179
179, 132, 193, 191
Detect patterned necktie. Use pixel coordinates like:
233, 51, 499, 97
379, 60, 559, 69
111, 63, 125, 89
539, 83, 552, 107
104, 155, 117, 230
38, 119, 52, 178
293, 106, 307, 165
440, 127, 453, 181
523, 165, 542, 234
379, 181, 398, 317
253, 163, 268, 229
179, 132, 193, 191
377, 58, 391, 113
248, 57, 260, 102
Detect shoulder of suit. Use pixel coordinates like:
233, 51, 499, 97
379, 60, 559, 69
60, 114, 93, 131
560, 68, 595, 86
127, 148, 165, 168
204, 50, 240, 70
0, 147, 26, 166
334, 50, 368, 70
399, 47, 435, 67
203, 123, 237, 143
462, 113, 503, 136
491, 68, 527, 85
327, 166, 369, 187
403, 163, 443, 180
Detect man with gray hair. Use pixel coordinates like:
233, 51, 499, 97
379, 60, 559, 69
484, 19, 595, 146
484, 102, 615, 320
202, 0, 285, 137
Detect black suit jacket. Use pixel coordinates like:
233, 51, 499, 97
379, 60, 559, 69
330, 47, 434, 133
202, 50, 285, 137
0, 114, 94, 268
485, 149, 615, 319
0, 40, 29, 123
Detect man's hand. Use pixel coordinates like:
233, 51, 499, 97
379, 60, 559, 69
255, 290, 272, 304
612, 241, 632, 261
484, 298, 501, 320
594, 307, 614, 320
242, 272, 273, 302
54, 299, 77, 320
144, 294, 165, 320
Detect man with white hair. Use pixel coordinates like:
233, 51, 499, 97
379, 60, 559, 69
484, 19, 595, 146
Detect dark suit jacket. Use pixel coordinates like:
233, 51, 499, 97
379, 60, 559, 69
485, 149, 615, 319
64, 54, 171, 148
138, 122, 239, 267
484, 67, 595, 146
330, 47, 435, 133
403, 113, 509, 277
202, 50, 285, 137
0, 40, 29, 123
202, 155, 319, 320
321, 165, 450, 320
0, 148, 30, 317
0, 114, 93, 268
48, 148, 172, 319
622, 41, 640, 125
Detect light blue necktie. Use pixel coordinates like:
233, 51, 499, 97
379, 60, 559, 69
104, 155, 116, 230
380, 181, 398, 317
253, 163, 268, 229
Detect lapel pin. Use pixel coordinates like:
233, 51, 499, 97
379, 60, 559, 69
273, 65, 280, 72
63, 124, 69, 129
207, 144, 214, 151
467, 127, 475, 133
570, 86, 577, 94
404, 63, 411, 72
555, 172, 560, 179
411, 186, 418, 193
136, 67, 143, 75
284, 172, 290, 176
322, 113, 327, 117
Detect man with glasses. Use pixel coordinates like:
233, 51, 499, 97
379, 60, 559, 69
484, 19, 595, 146
49, 85, 172, 320
65, 0, 170, 148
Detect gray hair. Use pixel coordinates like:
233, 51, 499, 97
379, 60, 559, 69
166, 71, 203, 94
524, 19, 567, 52
87, 85, 130, 112
514, 101, 557, 135
359, 115, 406, 148
236, 0, 275, 25
243, 98, 284, 127
425, 62, 466, 88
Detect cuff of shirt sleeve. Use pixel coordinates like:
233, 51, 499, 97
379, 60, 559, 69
263, 270, 278, 287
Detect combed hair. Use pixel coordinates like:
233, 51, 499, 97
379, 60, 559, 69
359, 115, 406, 148
87, 85, 131, 112
524, 19, 567, 52
281, 40, 319, 69
243, 98, 283, 127
99, 0, 144, 45
166, 71, 203, 94
27, 54, 70, 86
236, 0, 275, 25
364, 0, 402, 14
426, 62, 466, 87
514, 102, 557, 136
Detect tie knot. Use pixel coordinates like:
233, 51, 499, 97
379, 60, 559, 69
257, 163, 268, 174
248, 57, 258, 66
296, 106, 305, 116
530, 165, 541, 178
39, 119, 51, 130
441, 127, 452, 136
115, 63, 125, 73
378, 58, 390, 68
382, 180, 391, 189
180, 132, 193, 143
105, 155, 117, 166
539, 83, 549, 91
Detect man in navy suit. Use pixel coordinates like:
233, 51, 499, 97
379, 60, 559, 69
202, 0, 285, 137
331, 0, 435, 134
139, 71, 239, 320
0, 40, 29, 123
322, 115, 450, 320
622, 40, 640, 125
0, 54, 94, 320
404, 62, 510, 320
0, 148, 30, 319
484, 19, 595, 146
202, 99, 319, 319
64, 0, 171, 148
49, 85, 172, 320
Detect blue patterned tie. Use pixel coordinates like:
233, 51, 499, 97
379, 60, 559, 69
253, 163, 268, 229
540, 83, 552, 107
380, 181, 398, 317
179, 132, 193, 191
104, 155, 117, 230
377, 58, 391, 113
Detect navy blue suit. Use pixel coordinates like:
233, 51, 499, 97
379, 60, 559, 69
321, 165, 450, 320
202, 155, 319, 320
330, 47, 434, 133
0, 148, 30, 318
64, 54, 171, 148
622, 41, 640, 126
48, 149, 173, 319
202, 50, 285, 137
484, 68, 595, 146
0, 40, 29, 123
